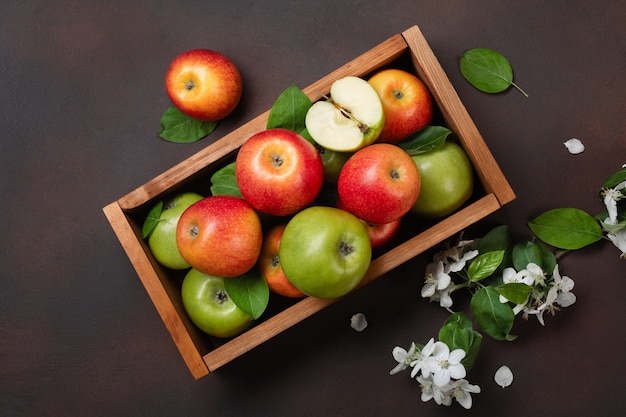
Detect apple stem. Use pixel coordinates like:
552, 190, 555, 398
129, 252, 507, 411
339, 241, 355, 257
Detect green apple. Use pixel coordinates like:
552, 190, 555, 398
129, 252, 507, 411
147, 192, 204, 269
181, 268, 253, 338
279, 206, 372, 299
410, 141, 474, 219
316, 145, 352, 184
305, 76, 385, 152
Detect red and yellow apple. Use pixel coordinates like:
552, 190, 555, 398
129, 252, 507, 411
338, 143, 420, 224
165, 48, 242, 122
235, 128, 324, 217
176, 195, 262, 277
258, 224, 306, 298
368, 68, 433, 144
336, 198, 401, 249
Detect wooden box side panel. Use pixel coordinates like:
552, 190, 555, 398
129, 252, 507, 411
202, 193, 502, 371
103, 202, 210, 379
401, 25, 515, 206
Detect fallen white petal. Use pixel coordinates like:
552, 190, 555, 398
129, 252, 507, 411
564, 138, 585, 154
350, 313, 368, 331
494, 365, 514, 388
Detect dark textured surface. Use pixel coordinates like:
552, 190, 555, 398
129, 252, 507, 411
2, 1, 625, 416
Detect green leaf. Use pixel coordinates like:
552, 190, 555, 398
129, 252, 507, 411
528, 208, 603, 250
496, 282, 532, 305
538, 244, 557, 276
266, 84, 313, 138
460, 48, 528, 97
479, 225, 513, 253
397, 125, 451, 155
141, 200, 163, 239
210, 162, 242, 198
223, 270, 269, 320
470, 286, 515, 341
439, 312, 474, 353
464, 331, 483, 372
468, 250, 505, 282
512, 241, 543, 271
438, 312, 483, 372
602, 167, 626, 189
158, 105, 218, 143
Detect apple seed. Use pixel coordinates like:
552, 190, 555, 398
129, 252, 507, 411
323, 93, 369, 134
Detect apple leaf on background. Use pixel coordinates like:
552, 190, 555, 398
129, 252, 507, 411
397, 125, 451, 155
478, 225, 514, 271
460, 48, 528, 97
496, 283, 532, 306
602, 167, 626, 189
210, 162, 243, 198
141, 200, 163, 238
158, 105, 218, 143
223, 270, 269, 320
528, 208, 603, 250
266, 84, 313, 141
470, 286, 515, 341
438, 312, 482, 371
467, 250, 504, 282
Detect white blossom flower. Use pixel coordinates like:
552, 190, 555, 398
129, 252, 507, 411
423, 341, 467, 387
494, 365, 514, 388
525, 263, 547, 286
552, 264, 576, 307
602, 180, 625, 225
607, 228, 626, 259
416, 375, 453, 406
427, 282, 455, 310
390, 342, 417, 375
421, 261, 451, 298
446, 248, 480, 273
409, 338, 436, 378
449, 379, 481, 409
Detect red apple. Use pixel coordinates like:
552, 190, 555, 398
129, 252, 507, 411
258, 224, 306, 298
235, 128, 324, 217
165, 48, 242, 122
338, 143, 420, 224
336, 199, 401, 249
368, 68, 433, 143
176, 195, 262, 277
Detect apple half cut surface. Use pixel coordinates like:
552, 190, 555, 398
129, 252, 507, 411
305, 76, 385, 152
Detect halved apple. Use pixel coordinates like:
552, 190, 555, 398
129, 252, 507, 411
305, 76, 385, 152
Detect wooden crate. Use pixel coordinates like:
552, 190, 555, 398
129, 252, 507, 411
103, 25, 515, 379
